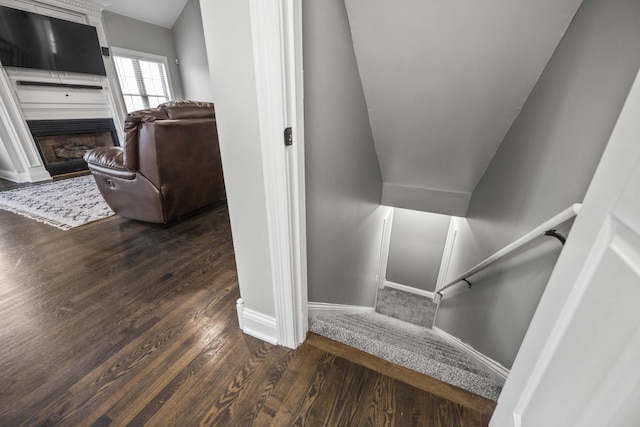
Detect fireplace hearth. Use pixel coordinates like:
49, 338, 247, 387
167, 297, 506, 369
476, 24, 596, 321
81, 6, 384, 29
27, 118, 120, 177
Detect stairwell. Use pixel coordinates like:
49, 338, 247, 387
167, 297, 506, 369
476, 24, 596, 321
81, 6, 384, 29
309, 288, 504, 401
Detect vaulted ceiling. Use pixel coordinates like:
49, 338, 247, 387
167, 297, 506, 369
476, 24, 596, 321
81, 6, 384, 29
102, 0, 584, 216
344, 0, 583, 215
102, 0, 188, 28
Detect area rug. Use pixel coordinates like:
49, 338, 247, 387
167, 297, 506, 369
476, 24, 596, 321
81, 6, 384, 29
0, 175, 114, 230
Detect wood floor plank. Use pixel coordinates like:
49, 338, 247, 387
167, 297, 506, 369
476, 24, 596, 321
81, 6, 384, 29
351, 373, 396, 427
139, 315, 273, 425
252, 342, 331, 426
24, 292, 209, 425
307, 355, 370, 426
228, 347, 294, 427
269, 349, 337, 426
93, 288, 240, 426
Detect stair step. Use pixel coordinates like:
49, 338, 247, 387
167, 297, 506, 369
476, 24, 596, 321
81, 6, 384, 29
375, 286, 437, 328
309, 311, 503, 400
314, 314, 479, 372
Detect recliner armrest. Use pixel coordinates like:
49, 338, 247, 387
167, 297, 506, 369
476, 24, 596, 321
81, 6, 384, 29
84, 147, 126, 170
84, 147, 137, 180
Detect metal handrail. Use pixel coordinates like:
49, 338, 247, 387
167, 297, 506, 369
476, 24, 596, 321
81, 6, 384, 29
437, 203, 582, 297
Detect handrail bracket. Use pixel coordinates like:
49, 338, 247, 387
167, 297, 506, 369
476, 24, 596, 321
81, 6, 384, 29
544, 229, 566, 245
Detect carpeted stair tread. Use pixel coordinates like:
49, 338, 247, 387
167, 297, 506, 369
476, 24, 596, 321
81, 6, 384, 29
312, 318, 479, 376
376, 287, 437, 328
311, 314, 484, 378
310, 316, 485, 379
331, 314, 471, 358
310, 319, 501, 399
309, 312, 503, 400
315, 312, 483, 373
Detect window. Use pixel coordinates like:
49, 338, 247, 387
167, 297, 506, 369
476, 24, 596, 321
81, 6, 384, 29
112, 48, 173, 113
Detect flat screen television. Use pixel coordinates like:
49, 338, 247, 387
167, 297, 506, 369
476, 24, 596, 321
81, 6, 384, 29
0, 5, 106, 76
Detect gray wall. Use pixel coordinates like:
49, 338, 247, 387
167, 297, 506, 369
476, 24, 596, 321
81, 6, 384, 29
102, 11, 184, 100
200, 0, 275, 317
173, 0, 214, 102
386, 209, 450, 292
304, 0, 387, 307
436, 0, 640, 369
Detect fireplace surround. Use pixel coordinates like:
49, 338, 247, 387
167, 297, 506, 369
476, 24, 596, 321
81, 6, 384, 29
27, 118, 119, 177
0, 0, 124, 183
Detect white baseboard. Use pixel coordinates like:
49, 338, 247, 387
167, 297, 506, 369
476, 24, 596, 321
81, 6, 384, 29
308, 302, 375, 316
433, 326, 510, 382
236, 299, 278, 345
384, 281, 434, 299
27, 168, 53, 183
0, 168, 22, 183
0, 167, 52, 183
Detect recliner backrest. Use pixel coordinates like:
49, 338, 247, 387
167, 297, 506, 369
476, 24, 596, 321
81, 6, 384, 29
121, 101, 215, 172
121, 101, 222, 220
159, 100, 215, 120
123, 107, 168, 171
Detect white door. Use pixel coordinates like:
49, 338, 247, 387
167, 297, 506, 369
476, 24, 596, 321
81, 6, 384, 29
491, 67, 640, 426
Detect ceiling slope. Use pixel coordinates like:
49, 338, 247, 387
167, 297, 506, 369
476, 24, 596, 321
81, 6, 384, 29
102, 0, 188, 28
344, 0, 582, 216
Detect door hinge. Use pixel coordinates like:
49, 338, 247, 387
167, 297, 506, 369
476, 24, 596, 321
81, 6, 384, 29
284, 127, 293, 146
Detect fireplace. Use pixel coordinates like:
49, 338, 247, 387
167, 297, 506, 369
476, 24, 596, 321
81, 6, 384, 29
27, 118, 120, 177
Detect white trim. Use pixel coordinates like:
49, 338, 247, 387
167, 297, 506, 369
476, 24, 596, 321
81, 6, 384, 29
383, 280, 434, 299
282, 0, 308, 346
381, 183, 471, 217
435, 217, 457, 293
433, 217, 457, 312
0, 0, 106, 14
0, 167, 50, 183
0, 67, 51, 183
248, 0, 305, 349
110, 47, 171, 64
377, 208, 394, 289
0, 168, 23, 182
236, 299, 279, 345
433, 326, 510, 382
308, 302, 376, 314
38, 0, 105, 13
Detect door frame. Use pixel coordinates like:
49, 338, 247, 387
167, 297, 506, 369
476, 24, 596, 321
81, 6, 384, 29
248, 0, 307, 348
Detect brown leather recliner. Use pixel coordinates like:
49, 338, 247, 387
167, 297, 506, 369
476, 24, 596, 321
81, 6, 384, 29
83, 100, 225, 223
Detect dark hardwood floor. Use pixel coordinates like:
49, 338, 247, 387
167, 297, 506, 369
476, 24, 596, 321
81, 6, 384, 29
0, 191, 491, 426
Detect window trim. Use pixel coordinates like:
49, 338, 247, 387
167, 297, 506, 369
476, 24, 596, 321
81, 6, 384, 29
110, 46, 174, 111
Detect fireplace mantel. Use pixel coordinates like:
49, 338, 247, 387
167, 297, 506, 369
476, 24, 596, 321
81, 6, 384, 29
0, 0, 125, 183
